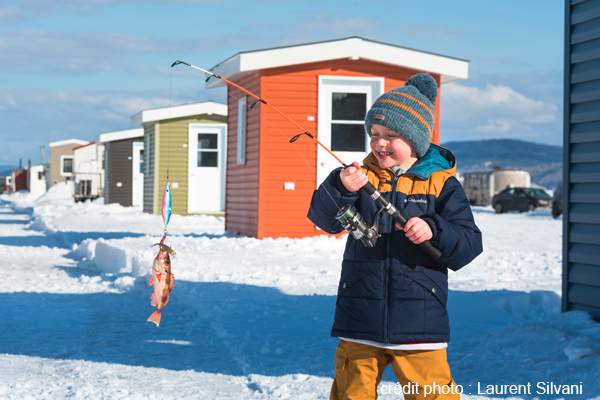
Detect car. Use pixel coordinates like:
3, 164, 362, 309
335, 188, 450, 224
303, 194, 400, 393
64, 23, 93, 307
491, 187, 552, 213
552, 181, 563, 219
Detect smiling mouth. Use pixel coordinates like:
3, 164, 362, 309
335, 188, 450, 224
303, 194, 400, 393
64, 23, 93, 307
377, 151, 392, 157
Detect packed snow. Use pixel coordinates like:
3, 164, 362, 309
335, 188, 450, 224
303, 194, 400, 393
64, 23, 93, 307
1, 183, 599, 399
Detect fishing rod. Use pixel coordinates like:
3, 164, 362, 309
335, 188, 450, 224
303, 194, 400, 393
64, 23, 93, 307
171, 60, 442, 261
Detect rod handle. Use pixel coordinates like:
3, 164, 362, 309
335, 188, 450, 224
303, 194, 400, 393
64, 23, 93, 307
362, 182, 442, 261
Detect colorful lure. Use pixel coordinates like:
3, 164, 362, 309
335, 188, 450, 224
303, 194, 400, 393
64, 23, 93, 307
162, 182, 172, 229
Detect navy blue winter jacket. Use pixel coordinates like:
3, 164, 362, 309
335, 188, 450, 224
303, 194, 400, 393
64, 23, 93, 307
307, 144, 482, 344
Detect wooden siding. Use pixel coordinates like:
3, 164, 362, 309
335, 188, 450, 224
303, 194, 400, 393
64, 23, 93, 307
49, 143, 77, 184
253, 59, 441, 239
105, 138, 138, 207
225, 71, 261, 236
143, 124, 155, 214
148, 114, 227, 216
564, 0, 600, 321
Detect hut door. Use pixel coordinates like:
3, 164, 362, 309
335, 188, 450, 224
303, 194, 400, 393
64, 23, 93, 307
317, 76, 384, 186
188, 123, 227, 214
131, 141, 144, 210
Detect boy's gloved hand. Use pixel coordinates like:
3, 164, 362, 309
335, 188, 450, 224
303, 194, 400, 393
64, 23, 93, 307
340, 161, 369, 192
397, 218, 433, 245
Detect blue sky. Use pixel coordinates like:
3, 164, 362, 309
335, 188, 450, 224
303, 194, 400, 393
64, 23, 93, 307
0, 0, 564, 166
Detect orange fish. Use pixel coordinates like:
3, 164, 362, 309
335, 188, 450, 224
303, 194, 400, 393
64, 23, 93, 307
148, 243, 175, 326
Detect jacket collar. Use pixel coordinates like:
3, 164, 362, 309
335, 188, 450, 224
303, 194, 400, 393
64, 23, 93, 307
362, 144, 457, 180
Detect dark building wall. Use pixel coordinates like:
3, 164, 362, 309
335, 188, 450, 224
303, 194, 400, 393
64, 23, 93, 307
13, 170, 27, 191
104, 143, 110, 203
143, 123, 156, 214
563, 0, 600, 320
105, 138, 139, 207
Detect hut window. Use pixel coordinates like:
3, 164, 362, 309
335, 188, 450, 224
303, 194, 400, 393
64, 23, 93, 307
139, 150, 144, 174
331, 92, 367, 152
237, 96, 247, 164
197, 133, 218, 167
61, 156, 73, 175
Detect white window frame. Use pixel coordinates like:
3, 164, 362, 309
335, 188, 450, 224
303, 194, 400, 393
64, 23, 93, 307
145, 131, 151, 175
60, 155, 74, 177
316, 75, 384, 186
237, 96, 247, 165
196, 132, 220, 168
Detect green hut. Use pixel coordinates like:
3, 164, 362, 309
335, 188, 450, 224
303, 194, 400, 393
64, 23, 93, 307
131, 101, 228, 216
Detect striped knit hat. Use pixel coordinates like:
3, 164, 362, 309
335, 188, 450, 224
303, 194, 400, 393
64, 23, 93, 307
365, 73, 437, 158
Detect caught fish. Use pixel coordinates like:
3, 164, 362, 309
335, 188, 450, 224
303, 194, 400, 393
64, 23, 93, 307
148, 243, 175, 326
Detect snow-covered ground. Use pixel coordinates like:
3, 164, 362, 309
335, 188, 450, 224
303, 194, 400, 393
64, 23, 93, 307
1, 184, 599, 399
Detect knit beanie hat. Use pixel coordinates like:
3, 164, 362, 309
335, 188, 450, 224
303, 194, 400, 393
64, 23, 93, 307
365, 73, 437, 158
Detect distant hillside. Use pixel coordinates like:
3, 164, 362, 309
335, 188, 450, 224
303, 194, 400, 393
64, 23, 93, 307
0, 165, 18, 177
441, 139, 562, 190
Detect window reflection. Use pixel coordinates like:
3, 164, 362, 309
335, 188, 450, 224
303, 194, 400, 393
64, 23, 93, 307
331, 92, 367, 152
198, 133, 218, 167
331, 124, 366, 152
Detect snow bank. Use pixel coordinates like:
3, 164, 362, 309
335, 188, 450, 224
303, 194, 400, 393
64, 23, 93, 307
87, 234, 344, 295
91, 237, 155, 277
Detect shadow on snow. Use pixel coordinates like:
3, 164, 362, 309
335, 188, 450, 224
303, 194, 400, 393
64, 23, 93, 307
0, 231, 147, 249
2, 280, 591, 399
0, 281, 338, 378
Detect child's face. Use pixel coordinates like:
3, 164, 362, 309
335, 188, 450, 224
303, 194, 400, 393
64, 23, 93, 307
369, 124, 418, 169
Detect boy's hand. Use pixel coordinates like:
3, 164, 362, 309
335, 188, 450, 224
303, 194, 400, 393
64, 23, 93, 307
339, 161, 368, 192
397, 217, 433, 245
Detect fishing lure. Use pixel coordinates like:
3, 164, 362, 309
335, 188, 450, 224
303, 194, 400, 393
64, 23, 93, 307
162, 181, 172, 231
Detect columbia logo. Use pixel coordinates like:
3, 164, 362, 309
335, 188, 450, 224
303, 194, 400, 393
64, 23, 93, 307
405, 198, 427, 204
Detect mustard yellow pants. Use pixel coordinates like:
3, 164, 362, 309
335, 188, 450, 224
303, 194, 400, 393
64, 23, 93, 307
331, 340, 460, 400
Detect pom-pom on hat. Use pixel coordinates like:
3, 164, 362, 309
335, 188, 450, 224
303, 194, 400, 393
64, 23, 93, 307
365, 73, 437, 158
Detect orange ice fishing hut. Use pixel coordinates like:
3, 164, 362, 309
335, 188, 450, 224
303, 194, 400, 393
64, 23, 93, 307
206, 37, 469, 239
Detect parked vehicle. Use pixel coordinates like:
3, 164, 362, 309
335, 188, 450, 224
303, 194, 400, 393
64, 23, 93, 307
492, 187, 552, 213
552, 181, 563, 219
463, 167, 530, 206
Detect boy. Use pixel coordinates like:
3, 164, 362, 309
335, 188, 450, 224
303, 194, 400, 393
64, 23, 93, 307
308, 73, 482, 400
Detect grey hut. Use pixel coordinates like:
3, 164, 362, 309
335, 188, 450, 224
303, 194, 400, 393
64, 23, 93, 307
563, 0, 600, 321
96, 128, 145, 208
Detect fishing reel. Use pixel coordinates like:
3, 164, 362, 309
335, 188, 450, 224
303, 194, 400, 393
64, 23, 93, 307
335, 205, 383, 248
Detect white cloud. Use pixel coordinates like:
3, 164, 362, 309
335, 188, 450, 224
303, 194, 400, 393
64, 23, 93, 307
0, 85, 226, 163
0, 30, 177, 74
440, 82, 559, 142
474, 119, 513, 133
0, 28, 283, 76
0, 88, 196, 134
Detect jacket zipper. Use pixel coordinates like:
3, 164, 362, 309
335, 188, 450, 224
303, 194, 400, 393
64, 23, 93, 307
382, 172, 399, 344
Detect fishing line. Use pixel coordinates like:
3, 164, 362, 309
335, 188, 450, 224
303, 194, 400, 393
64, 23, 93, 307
159, 67, 174, 238
167, 67, 172, 182
170, 64, 343, 211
